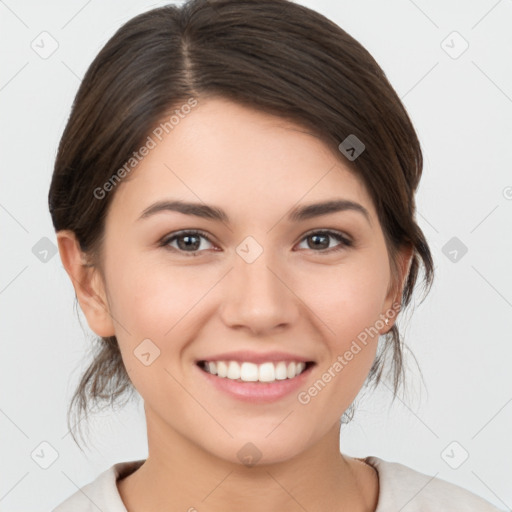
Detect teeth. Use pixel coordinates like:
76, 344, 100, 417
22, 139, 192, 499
201, 360, 308, 382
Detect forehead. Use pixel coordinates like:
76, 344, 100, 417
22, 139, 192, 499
109, 97, 376, 224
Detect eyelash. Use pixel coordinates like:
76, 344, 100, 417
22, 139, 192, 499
159, 229, 353, 257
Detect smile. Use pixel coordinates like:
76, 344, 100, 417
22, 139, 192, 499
197, 360, 314, 383
195, 359, 317, 403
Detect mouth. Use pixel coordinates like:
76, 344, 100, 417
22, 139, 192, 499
196, 360, 316, 383
194, 359, 316, 403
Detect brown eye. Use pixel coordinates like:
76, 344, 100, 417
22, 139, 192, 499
160, 230, 215, 256
297, 230, 353, 253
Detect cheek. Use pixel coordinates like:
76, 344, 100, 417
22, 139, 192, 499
124, 281, 190, 335
107, 261, 202, 395
107, 256, 217, 366
297, 264, 388, 415
299, 255, 390, 345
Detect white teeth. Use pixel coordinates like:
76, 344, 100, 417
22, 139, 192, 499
287, 362, 296, 379
258, 362, 275, 382
240, 362, 259, 382
200, 360, 309, 382
227, 361, 241, 379
217, 361, 228, 378
275, 362, 288, 380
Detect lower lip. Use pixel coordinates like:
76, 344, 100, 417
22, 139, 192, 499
195, 363, 315, 404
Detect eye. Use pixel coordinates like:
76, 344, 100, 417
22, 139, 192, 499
159, 229, 353, 257
296, 230, 353, 254
160, 230, 215, 256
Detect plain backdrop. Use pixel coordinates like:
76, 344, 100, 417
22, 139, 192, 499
1, 0, 511, 510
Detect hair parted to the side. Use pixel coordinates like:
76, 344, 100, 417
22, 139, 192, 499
48, 0, 434, 450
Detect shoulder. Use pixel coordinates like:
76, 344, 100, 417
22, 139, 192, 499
363, 456, 505, 512
51, 459, 145, 512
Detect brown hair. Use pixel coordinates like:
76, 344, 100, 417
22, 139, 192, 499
48, 0, 434, 449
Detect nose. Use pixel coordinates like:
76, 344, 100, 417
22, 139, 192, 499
219, 249, 299, 336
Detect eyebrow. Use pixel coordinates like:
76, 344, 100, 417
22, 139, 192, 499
137, 198, 371, 225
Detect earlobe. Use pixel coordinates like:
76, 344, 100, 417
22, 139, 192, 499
56, 230, 116, 337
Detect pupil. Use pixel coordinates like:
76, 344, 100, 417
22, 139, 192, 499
179, 235, 200, 251
310, 234, 328, 249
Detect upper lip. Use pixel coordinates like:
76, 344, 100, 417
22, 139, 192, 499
196, 351, 316, 365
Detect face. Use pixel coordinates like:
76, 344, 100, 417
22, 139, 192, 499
65, 96, 409, 465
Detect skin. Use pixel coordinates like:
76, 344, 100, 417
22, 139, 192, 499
57, 96, 412, 512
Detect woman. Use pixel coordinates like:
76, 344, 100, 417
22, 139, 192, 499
49, 0, 503, 510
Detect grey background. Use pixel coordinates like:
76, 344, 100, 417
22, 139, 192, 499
1, 0, 511, 510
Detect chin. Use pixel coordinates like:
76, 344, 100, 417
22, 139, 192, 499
202, 429, 312, 468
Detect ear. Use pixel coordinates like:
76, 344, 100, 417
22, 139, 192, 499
381, 244, 414, 332
56, 230, 115, 337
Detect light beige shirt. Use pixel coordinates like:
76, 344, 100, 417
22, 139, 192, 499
52, 456, 505, 511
